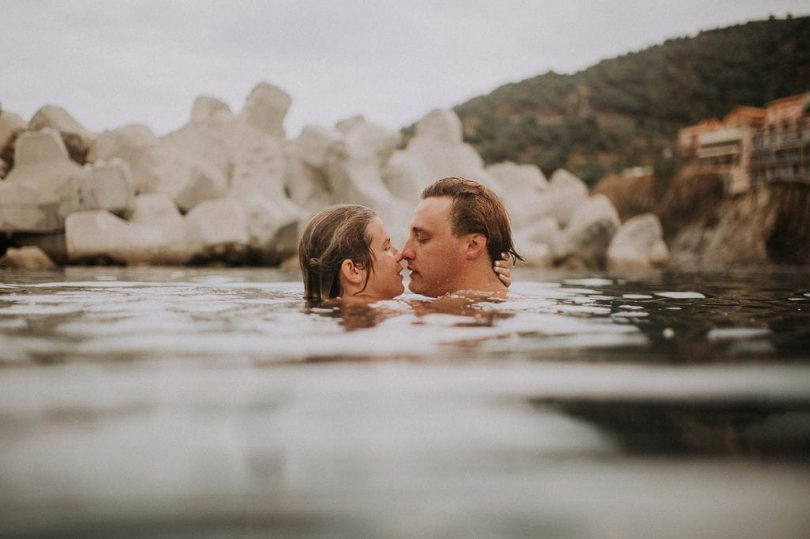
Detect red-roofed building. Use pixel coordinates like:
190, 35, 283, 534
677, 119, 723, 156
750, 92, 810, 186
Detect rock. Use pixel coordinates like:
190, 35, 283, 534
60, 159, 135, 216
515, 217, 563, 265
607, 213, 670, 271
155, 140, 229, 212
381, 151, 421, 200
530, 169, 589, 228
128, 193, 184, 226
29, 105, 95, 163
239, 82, 291, 138
514, 241, 554, 268
0, 181, 62, 233
486, 162, 550, 228
229, 84, 296, 207
415, 109, 463, 144
382, 109, 497, 201
324, 118, 410, 243
283, 140, 334, 214
4, 128, 85, 221
487, 162, 549, 192
153, 99, 237, 211
549, 168, 588, 191
29, 105, 94, 141
240, 196, 300, 265
65, 210, 131, 262
126, 194, 191, 264
297, 125, 341, 169
0, 110, 27, 150
560, 194, 620, 268
65, 208, 191, 265
0, 246, 57, 269
185, 199, 249, 262
11, 128, 72, 167
191, 96, 233, 123
91, 120, 231, 212
87, 125, 163, 193
228, 84, 306, 260
165, 99, 236, 173
336, 115, 365, 134
230, 128, 287, 199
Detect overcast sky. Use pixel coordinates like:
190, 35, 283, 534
2, 0, 808, 138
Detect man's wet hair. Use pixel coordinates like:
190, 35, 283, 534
421, 176, 523, 264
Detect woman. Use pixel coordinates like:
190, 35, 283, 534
299, 204, 510, 303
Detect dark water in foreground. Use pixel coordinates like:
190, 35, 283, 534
1, 266, 809, 538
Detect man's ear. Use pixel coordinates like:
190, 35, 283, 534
340, 259, 365, 285
464, 233, 488, 260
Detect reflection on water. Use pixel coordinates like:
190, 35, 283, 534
1, 266, 809, 538
534, 398, 810, 458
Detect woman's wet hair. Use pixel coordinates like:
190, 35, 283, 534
298, 204, 377, 303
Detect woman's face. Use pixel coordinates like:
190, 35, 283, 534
361, 216, 404, 300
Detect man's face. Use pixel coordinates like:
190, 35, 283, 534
401, 197, 465, 297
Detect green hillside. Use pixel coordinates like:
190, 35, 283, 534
453, 15, 810, 185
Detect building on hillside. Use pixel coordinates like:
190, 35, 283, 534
750, 92, 810, 186
723, 106, 766, 128
688, 106, 765, 194
677, 119, 723, 156
678, 92, 809, 194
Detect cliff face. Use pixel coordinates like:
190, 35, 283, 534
594, 170, 810, 267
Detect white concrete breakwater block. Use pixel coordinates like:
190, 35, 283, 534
560, 194, 621, 267
607, 213, 670, 271
65, 211, 130, 262
59, 159, 136, 217
87, 125, 162, 194
0, 183, 62, 233
0, 110, 27, 149
185, 198, 249, 251
66, 208, 193, 265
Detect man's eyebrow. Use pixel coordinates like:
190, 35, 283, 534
411, 226, 429, 234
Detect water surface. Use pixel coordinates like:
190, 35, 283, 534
1, 266, 809, 538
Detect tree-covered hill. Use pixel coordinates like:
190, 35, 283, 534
452, 15, 810, 185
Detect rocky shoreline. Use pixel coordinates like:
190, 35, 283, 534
1, 82, 669, 272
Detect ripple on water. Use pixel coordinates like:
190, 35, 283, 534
706, 328, 773, 341
654, 291, 706, 299
1, 269, 809, 538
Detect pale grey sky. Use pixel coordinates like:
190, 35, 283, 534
1, 0, 808, 137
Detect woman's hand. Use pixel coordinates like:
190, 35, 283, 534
494, 252, 512, 288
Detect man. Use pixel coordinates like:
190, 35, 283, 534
401, 176, 522, 298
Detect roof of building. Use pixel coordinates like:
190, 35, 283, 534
766, 91, 810, 109
723, 106, 766, 126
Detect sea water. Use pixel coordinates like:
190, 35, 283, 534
1, 266, 809, 538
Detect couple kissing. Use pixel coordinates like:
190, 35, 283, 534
299, 177, 523, 303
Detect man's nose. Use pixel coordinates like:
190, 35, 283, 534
400, 240, 414, 260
